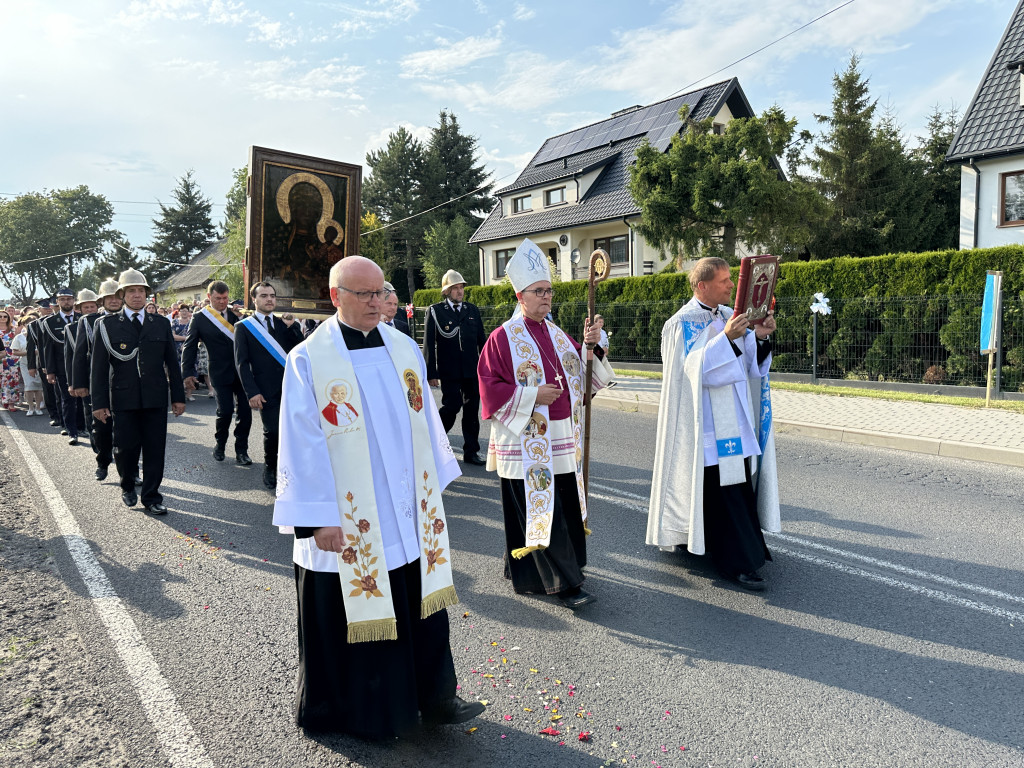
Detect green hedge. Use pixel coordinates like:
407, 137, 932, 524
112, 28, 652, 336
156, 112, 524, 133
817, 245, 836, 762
413, 246, 1024, 390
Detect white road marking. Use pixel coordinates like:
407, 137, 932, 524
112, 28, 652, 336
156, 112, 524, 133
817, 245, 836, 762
589, 477, 1023, 620
767, 531, 1024, 606
590, 481, 648, 502
772, 545, 1024, 623
0, 413, 214, 768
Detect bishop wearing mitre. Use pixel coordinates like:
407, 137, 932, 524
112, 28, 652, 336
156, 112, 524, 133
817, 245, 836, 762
273, 256, 483, 739
646, 257, 781, 590
478, 239, 614, 610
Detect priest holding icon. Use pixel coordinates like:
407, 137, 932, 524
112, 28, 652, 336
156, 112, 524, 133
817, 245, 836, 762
646, 256, 781, 590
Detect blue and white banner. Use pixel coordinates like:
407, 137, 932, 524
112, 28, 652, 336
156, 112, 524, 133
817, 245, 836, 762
238, 316, 286, 366
980, 271, 1002, 353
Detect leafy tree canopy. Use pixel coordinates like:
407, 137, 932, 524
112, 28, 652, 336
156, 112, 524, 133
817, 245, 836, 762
0, 186, 115, 302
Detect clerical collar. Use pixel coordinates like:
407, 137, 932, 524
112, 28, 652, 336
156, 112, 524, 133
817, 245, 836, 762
337, 317, 384, 349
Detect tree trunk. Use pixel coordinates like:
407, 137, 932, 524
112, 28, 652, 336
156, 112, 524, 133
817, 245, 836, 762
404, 238, 416, 299
722, 224, 737, 261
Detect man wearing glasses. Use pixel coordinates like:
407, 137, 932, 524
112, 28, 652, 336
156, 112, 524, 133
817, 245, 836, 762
273, 255, 480, 738
477, 239, 614, 609
423, 270, 487, 466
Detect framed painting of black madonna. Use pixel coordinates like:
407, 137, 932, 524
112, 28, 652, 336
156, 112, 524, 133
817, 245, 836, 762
246, 146, 362, 315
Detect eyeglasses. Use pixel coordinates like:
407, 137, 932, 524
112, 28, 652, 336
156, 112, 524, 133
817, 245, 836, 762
521, 288, 554, 298
337, 286, 393, 303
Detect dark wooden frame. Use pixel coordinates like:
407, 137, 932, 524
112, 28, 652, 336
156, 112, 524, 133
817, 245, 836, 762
594, 234, 629, 265
512, 194, 532, 214
999, 170, 1024, 227
495, 247, 514, 278
246, 146, 362, 315
544, 186, 566, 206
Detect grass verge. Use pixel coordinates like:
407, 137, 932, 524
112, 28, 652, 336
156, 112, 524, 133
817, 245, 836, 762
613, 369, 1024, 415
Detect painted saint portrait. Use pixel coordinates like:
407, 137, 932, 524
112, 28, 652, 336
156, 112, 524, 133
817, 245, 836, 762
248, 147, 362, 315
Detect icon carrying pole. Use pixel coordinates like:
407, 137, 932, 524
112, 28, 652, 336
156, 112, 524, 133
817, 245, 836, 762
582, 249, 609, 514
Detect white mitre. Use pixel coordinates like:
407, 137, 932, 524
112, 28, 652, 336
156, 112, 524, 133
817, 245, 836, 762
506, 238, 551, 292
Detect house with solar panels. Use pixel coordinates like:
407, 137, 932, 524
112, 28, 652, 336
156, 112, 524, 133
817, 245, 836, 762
947, 0, 1024, 249
469, 78, 758, 284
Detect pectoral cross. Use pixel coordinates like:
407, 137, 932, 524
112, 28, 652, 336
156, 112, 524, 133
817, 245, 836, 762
554, 372, 564, 389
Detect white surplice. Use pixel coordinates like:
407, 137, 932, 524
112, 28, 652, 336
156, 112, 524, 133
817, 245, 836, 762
273, 326, 460, 573
646, 297, 781, 554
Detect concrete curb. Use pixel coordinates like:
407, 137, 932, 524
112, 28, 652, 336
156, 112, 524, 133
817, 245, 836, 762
592, 393, 1024, 469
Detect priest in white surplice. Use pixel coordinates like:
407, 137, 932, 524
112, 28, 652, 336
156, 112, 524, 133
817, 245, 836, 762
273, 256, 483, 738
478, 239, 614, 609
646, 257, 781, 590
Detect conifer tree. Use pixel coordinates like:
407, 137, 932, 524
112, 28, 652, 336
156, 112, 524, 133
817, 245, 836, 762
145, 169, 217, 283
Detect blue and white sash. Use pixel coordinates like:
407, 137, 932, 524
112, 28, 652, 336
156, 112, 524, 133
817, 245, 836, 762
238, 316, 286, 366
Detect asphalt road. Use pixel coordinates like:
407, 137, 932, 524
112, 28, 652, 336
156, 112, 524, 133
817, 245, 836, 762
3, 397, 1023, 768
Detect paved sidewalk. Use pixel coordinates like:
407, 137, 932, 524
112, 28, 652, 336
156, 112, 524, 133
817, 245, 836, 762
594, 377, 1024, 468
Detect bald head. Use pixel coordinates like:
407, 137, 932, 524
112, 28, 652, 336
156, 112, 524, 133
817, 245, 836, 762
329, 255, 382, 289
329, 255, 386, 332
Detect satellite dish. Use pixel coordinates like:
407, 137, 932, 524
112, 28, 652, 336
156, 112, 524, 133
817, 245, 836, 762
570, 248, 581, 265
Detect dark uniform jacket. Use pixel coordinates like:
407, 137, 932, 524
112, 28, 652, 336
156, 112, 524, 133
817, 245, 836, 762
42, 312, 82, 380
424, 300, 486, 380
71, 312, 104, 391
90, 311, 186, 412
234, 316, 304, 403
181, 308, 243, 387
25, 319, 45, 372
386, 314, 414, 338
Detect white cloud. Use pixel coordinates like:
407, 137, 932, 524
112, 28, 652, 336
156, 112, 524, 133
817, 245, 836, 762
244, 58, 366, 101
418, 54, 577, 112
364, 121, 433, 157
331, 0, 420, 37
512, 3, 535, 21
399, 28, 505, 78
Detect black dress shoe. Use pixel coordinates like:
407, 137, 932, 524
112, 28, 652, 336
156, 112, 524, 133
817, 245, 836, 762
262, 468, 277, 489
95, 466, 108, 481
213, 445, 226, 461
143, 503, 168, 516
422, 696, 485, 725
558, 589, 596, 609
133, 476, 143, 486
68, 436, 79, 446
734, 572, 766, 591
122, 490, 138, 507
235, 452, 253, 466
462, 453, 486, 466
50, 418, 60, 426
60, 428, 69, 436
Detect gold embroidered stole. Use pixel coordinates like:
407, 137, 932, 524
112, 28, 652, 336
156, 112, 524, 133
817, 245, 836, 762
502, 317, 588, 558
306, 321, 457, 643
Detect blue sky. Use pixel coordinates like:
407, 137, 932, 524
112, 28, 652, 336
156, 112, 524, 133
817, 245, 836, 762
0, 0, 1015, 271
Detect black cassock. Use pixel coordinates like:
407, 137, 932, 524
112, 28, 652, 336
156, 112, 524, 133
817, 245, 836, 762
701, 459, 771, 575
500, 474, 587, 596
290, 324, 457, 740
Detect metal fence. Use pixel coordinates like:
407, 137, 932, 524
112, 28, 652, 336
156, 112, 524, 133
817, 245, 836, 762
411, 293, 1024, 392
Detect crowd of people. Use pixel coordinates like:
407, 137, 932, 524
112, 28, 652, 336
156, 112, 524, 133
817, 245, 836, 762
3, 243, 779, 742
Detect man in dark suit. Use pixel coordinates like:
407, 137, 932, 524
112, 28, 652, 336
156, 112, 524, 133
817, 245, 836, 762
181, 280, 253, 464
42, 287, 84, 443
72, 278, 122, 480
25, 300, 60, 424
234, 280, 304, 489
423, 269, 487, 465
62, 289, 98, 446
380, 281, 414, 338
91, 269, 186, 515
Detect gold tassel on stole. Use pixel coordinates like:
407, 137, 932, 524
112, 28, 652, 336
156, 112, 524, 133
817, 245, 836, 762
420, 585, 459, 619
347, 618, 398, 644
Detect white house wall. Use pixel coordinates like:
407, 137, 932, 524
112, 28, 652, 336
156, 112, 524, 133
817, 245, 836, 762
961, 154, 1024, 249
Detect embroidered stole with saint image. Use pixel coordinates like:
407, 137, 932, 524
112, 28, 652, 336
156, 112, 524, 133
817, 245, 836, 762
502, 317, 588, 559
306, 321, 457, 643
